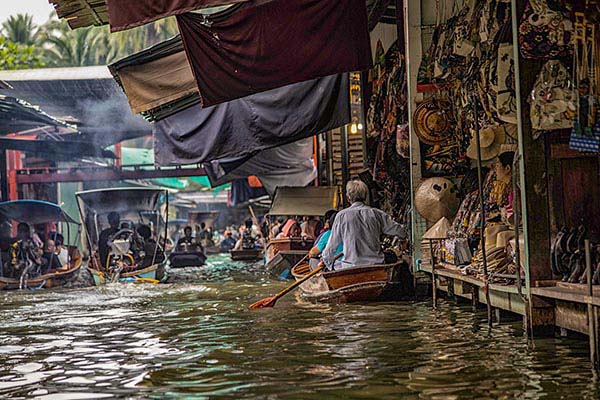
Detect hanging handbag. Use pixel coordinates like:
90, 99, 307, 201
497, 43, 518, 124
518, 0, 574, 60
530, 60, 577, 131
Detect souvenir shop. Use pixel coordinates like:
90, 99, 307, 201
393, 0, 600, 337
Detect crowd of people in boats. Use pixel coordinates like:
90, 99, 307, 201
0, 222, 71, 279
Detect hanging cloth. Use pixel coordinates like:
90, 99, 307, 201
153, 73, 349, 165
105, 0, 246, 32
176, 0, 372, 106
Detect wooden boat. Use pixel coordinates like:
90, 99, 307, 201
0, 200, 85, 290
76, 187, 169, 285
230, 248, 263, 261
0, 247, 83, 290
168, 243, 207, 268
265, 238, 313, 278
291, 261, 414, 303
205, 245, 223, 255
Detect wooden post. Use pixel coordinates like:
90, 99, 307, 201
586, 240, 599, 369
340, 126, 350, 207
0, 149, 8, 202
430, 239, 437, 309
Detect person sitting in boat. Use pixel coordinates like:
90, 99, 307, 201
308, 210, 343, 270
300, 216, 322, 241
235, 219, 257, 250
42, 239, 63, 273
276, 218, 302, 239
99, 212, 120, 268
50, 232, 69, 266
220, 231, 237, 252
137, 224, 165, 267
198, 222, 213, 248
322, 180, 407, 270
177, 226, 199, 251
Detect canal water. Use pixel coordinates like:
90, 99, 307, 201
0, 254, 598, 399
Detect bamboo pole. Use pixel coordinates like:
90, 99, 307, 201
473, 95, 493, 327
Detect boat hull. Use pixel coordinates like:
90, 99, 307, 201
168, 251, 207, 268
0, 260, 83, 290
292, 262, 413, 303
88, 263, 162, 285
266, 251, 308, 279
230, 249, 263, 261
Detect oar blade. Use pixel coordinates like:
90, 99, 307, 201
249, 296, 277, 310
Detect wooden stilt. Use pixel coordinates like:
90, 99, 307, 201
586, 240, 599, 369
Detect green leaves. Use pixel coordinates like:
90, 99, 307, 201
0, 37, 45, 70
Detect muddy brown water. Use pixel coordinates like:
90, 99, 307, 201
0, 254, 599, 399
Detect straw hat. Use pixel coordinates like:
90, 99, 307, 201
414, 99, 452, 145
499, 143, 518, 156
415, 177, 459, 222
484, 224, 509, 251
496, 230, 515, 249
423, 217, 452, 240
466, 124, 507, 161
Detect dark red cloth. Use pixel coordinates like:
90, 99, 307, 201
106, 0, 246, 32
176, 0, 372, 107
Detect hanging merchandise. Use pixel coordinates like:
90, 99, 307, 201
569, 12, 600, 153
413, 99, 453, 145
518, 0, 574, 60
396, 123, 410, 158
496, 43, 517, 124
466, 124, 507, 161
415, 177, 459, 222
530, 60, 577, 131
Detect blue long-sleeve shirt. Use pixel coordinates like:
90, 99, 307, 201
322, 202, 407, 269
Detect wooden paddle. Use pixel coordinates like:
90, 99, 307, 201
249, 253, 342, 309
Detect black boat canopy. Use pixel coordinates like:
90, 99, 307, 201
76, 187, 165, 214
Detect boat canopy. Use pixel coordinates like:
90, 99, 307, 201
268, 186, 340, 217
0, 200, 79, 224
76, 187, 165, 214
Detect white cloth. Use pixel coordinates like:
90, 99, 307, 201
57, 248, 69, 266
322, 202, 407, 269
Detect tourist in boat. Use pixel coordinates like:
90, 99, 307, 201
32, 223, 47, 248
270, 218, 284, 238
276, 218, 301, 239
308, 210, 343, 270
51, 232, 69, 266
42, 239, 63, 273
300, 216, 322, 240
322, 180, 407, 270
220, 231, 237, 252
98, 212, 121, 268
177, 226, 196, 249
197, 223, 213, 247
137, 224, 165, 267
234, 219, 257, 250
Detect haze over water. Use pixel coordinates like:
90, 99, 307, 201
0, 254, 597, 399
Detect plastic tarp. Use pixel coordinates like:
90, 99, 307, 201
176, 0, 372, 106
268, 186, 340, 217
203, 139, 317, 195
153, 73, 349, 165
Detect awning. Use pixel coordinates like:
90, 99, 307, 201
109, 37, 196, 117
0, 138, 116, 160
176, 0, 372, 106
0, 95, 71, 135
0, 200, 79, 224
153, 73, 349, 165
76, 187, 165, 214
268, 186, 340, 217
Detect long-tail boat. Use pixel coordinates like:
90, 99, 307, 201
0, 200, 83, 290
230, 248, 263, 261
76, 187, 169, 285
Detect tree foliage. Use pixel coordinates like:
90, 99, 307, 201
0, 37, 44, 70
0, 13, 180, 69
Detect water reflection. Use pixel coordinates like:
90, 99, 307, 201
0, 254, 598, 399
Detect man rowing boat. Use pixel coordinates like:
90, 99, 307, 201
322, 180, 407, 270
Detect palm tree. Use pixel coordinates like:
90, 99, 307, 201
1, 14, 40, 46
